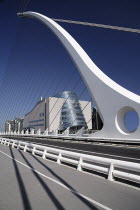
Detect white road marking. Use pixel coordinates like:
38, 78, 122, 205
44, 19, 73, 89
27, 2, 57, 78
0, 149, 111, 210
27, 140, 140, 162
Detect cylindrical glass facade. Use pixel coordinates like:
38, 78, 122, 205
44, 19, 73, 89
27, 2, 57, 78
54, 91, 87, 130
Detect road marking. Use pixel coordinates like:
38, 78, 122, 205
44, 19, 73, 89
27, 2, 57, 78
0, 149, 111, 210
27, 140, 140, 162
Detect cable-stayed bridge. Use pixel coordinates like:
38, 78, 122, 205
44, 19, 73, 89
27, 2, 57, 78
0, 2, 140, 209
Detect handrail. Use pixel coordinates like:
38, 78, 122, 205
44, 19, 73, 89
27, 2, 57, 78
0, 137, 140, 185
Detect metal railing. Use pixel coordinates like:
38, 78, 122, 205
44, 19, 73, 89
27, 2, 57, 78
0, 137, 140, 185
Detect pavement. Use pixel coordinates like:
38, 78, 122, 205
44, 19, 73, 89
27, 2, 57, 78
0, 144, 140, 210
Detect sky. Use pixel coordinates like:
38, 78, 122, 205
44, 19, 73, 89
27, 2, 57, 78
0, 0, 140, 131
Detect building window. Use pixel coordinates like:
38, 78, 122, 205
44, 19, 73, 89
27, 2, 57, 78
29, 124, 44, 127
39, 112, 44, 117
29, 119, 44, 123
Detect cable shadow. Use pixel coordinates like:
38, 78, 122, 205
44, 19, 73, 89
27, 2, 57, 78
30, 153, 99, 210
9, 146, 32, 210
18, 149, 65, 210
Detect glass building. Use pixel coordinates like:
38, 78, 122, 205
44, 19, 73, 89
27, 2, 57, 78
54, 91, 87, 131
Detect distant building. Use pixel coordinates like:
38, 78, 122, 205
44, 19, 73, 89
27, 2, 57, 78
14, 118, 24, 132
5, 118, 24, 133
5, 120, 15, 133
23, 91, 92, 133
92, 108, 103, 130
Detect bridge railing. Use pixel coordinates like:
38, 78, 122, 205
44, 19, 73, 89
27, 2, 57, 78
0, 137, 140, 185
1, 131, 140, 144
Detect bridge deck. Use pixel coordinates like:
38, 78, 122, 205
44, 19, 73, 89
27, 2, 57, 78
0, 144, 139, 210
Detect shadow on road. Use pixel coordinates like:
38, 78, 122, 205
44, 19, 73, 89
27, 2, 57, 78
31, 153, 99, 210
9, 146, 32, 210
9, 145, 99, 210
18, 149, 65, 210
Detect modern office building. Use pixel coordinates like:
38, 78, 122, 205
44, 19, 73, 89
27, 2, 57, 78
23, 91, 92, 133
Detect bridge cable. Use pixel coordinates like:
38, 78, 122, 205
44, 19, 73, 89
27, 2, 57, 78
1, 19, 44, 131
4, 22, 37, 125
69, 98, 92, 130
56, 87, 92, 133
48, 77, 85, 131
19, 0, 29, 12
0, 22, 27, 129
51, 18, 140, 34
10, 22, 53, 129
27, 69, 79, 131
56, 86, 88, 132
25, 51, 78, 126
22, 0, 30, 12
19, 0, 26, 12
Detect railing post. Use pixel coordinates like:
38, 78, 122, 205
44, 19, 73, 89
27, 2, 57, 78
77, 157, 83, 171
32, 147, 36, 155
7, 141, 10, 146
57, 153, 62, 164
24, 145, 27, 152
43, 129, 48, 136
17, 142, 20, 150
108, 163, 114, 181
37, 129, 41, 136
12, 142, 15, 148
4, 139, 6, 145
43, 149, 47, 159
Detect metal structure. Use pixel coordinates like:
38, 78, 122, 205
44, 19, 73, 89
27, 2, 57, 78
17, 11, 140, 140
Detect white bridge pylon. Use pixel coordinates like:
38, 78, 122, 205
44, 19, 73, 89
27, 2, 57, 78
18, 11, 140, 139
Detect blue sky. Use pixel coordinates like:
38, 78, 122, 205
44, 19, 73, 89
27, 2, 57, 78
0, 0, 140, 131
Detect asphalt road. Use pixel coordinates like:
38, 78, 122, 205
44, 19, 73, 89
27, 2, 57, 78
6, 136, 140, 163
0, 144, 140, 210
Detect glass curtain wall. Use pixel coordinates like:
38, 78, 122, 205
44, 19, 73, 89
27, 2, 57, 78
54, 91, 87, 131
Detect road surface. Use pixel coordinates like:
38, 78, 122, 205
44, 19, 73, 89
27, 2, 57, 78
0, 144, 140, 210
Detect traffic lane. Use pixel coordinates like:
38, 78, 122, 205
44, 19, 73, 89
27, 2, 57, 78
8, 137, 140, 163
0, 144, 140, 210
27, 141, 140, 163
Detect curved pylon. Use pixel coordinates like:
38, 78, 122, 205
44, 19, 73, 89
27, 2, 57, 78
18, 11, 140, 139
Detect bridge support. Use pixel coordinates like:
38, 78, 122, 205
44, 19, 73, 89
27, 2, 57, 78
17, 11, 140, 140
